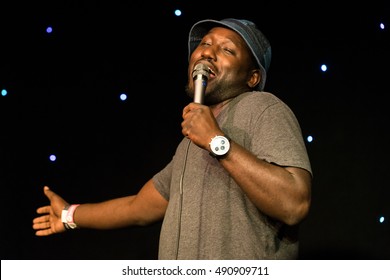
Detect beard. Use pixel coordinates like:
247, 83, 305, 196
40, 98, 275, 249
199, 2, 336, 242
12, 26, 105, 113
185, 79, 247, 106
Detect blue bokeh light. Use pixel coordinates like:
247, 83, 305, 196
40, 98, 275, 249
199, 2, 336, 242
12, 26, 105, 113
174, 9, 182, 16
120, 93, 127, 101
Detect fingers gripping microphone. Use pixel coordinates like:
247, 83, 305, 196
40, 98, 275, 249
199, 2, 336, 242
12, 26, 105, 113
192, 63, 210, 104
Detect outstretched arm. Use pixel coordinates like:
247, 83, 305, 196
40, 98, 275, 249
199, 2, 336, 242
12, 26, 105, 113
32, 179, 168, 236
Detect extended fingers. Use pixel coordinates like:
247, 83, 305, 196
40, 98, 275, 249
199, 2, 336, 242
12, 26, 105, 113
36, 205, 51, 214
32, 220, 51, 230
32, 214, 52, 234
35, 228, 55, 237
33, 214, 50, 224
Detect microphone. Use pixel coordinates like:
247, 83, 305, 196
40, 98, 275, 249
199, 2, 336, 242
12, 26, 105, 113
192, 63, 210, 104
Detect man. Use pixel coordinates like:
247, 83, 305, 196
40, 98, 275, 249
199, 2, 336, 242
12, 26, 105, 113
33, 18, 312, 259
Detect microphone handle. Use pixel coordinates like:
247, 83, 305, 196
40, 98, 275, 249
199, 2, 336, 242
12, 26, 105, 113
193, 74, 207, 104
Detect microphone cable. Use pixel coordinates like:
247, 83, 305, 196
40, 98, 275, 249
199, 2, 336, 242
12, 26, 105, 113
175, 138, 192, 259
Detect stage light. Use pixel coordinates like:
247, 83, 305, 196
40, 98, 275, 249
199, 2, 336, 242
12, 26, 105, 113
120, 93, 127, 101
46, 26, 53, 34
307, 135, 313, 143
174, 9, 182, 16
321, 64, 327, 72
1, 89, 7, 96
49, 154, 57, 162
379, 216, 385, 223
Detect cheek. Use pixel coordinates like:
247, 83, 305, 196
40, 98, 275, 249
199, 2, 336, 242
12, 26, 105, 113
188, 52, 198, 68
189, 50, 199, 64
190, 46, 206, 59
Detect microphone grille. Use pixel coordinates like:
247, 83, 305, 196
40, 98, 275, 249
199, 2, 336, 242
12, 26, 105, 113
192, 63, 210, 79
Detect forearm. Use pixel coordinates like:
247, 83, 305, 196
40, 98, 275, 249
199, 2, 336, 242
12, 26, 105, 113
218, 141, 311, 225
72, 179, 168, 230
72, 196, 140, 230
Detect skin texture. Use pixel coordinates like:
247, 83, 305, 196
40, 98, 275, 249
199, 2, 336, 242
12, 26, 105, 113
33, 26, 311, 237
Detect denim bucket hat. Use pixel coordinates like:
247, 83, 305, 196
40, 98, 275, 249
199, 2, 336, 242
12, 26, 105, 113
188, 18, 271, 91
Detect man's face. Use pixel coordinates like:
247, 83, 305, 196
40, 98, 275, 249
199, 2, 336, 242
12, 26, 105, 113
186, 26, 257, 105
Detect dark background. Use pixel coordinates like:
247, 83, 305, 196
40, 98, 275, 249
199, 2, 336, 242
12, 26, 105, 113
1, 1, 389, 260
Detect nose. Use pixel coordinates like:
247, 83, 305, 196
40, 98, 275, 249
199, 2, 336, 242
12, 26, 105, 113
200, 45, 216, 61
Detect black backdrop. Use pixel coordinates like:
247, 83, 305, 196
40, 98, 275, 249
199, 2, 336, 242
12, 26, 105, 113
1, 1, 389, 259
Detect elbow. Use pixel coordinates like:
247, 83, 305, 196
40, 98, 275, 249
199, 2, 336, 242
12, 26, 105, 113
283, 199, 311, 226
283, 170, 312, 226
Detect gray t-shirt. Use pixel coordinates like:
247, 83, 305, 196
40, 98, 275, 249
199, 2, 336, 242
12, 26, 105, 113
153, 91, 312, 259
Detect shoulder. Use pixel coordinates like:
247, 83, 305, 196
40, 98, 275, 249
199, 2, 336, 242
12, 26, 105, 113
238, 91, 283, 104
234, 91, 291, 113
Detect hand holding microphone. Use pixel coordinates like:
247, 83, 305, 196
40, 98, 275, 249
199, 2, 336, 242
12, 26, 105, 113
183, 63, 221, 147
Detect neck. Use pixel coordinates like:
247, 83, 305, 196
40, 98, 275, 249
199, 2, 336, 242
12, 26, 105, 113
210, 98, 233, 117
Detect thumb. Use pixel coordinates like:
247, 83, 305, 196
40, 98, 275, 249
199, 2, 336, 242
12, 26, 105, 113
43, 186, 55, 200
43, 185, 69, 207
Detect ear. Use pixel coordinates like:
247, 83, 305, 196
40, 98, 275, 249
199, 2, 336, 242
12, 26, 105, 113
247, 69, 261, 89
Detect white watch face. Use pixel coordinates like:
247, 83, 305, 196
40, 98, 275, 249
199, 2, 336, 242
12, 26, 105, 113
210, 136, 230, 156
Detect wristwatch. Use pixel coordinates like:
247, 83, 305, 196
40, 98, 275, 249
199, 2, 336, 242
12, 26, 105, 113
209, 135, 231, 158
61, 204, 80, 230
